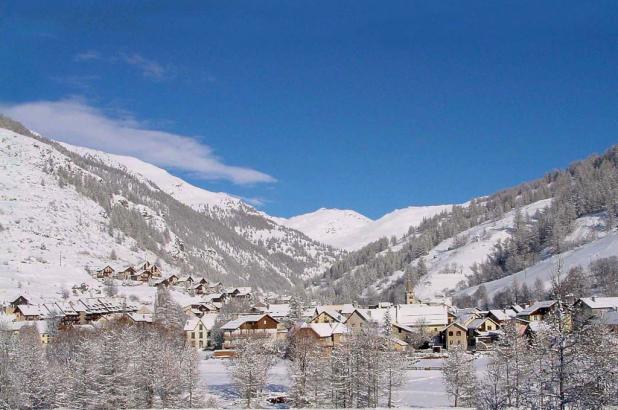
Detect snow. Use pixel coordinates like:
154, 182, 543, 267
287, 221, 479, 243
281, 204, 453, 250
198, 354, 490, 408
413, 199, 553, 300
60, 142, 243, 212
458, 229, 618, 300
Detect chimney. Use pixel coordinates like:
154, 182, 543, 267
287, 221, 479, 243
592, 296, 596, 302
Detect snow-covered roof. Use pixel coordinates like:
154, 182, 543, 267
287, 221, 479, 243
340, 304, 356, 315
221, 314, 276, 330
302, 322, 349, 338
184, 317, 202, 331
467, 317, 497, 330
488, 309, 517, 322
16, 304, 46, 316
577, 297, 618, 310
200, 313, 218, 329
127, 313, 153, 323
395, 304, 448, 327
267, 304, 290, 318
518, 300, 556, 316
314, 307, 344, 323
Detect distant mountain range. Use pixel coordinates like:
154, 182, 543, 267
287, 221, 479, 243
1, 114, 617, 306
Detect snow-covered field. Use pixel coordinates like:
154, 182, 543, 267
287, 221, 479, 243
198, 355, 489, 408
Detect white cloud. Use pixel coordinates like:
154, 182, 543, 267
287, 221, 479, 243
120, 53, 167, 80
1, 99, 275, 185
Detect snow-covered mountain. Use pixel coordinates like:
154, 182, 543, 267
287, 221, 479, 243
277, 208, 372, 249
279, 205, 452, 250
0, 118, 341, 299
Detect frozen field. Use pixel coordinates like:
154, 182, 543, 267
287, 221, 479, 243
197, 355, 491, 408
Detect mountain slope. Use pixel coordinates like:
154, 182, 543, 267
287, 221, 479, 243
314, 144, 618, 305
0, 119, 340, 298
280, 205, 452, 250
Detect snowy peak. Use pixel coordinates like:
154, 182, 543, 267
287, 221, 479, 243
280, 204, 453, 250
281, 208, 372, 247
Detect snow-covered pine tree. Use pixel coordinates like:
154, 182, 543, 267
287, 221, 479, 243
227, 336, 276, 408
442, 346, 477, 407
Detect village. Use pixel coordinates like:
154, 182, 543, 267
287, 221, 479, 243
2, 259, 617, 358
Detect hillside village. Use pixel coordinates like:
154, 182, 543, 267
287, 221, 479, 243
3, 258, 617, 354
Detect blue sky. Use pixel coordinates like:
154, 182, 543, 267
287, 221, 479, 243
1, 1, 617, 218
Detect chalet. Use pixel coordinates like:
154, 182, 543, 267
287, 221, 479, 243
125, 313, 153, 326
207, 282, 223, 294
442, 322, 468, 350
2, 295, 30, 314
388, 337, 409, 352
266, 304, 291, 319
96, 265, 115, 279
517, 300, 557, 322
344, 309, 372, 331
136, 260, 162, 277
467, 317, 501, 350
176, 275, 195, 289
184, 302, 219, 317
203, 293, 226, 304
185, 314, 217, 349
573, 297, 618, 323
192, 283, 208, 295
292, 322, 349, 350
116, 266, 136, 281
488, 308, 518, 325
310, 307, 345, 324
395, 304, 449, 336
221, 314, 279, 350
391, 323, 416, 342
13, 304, 46, 321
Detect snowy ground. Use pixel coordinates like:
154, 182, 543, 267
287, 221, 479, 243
198, 354, 489, 408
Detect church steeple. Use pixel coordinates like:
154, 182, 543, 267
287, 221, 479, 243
405, 277, 416, 304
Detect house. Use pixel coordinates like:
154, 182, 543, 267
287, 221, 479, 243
466, 317, 501, 350
185, 314, 217, 349
517, 300, 557, 322
391, 323, 416, 342
184, 302, 219, 317
442, 322, 468, 350
344, 309, 372, 331
136, 260, 162, 278
395, 304, 449, 336
573, 297, 618, 324
488, 308, 518, 325
207, 282, 223, 294
96, 265, 115, 279
116, 266, 136, 280
221, 314, 279, 350
292, 322, 349, 350
310, 307, 345, 324
595, 310, 618, 333
266, 304, 291, 319
192, 283, 208, 295
177, 275, 195, 288
203, 293, 226, 304
126, 313, 153, 326
2, 295, 30, 314
13, 304, 47, 321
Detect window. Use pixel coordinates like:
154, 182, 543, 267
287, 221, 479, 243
456, 331, 461, 336
199, 324, 203, 330
457, 340, 461, 345
191, 332, 195, 339
448, 331, 453, 336
199, 332, 203, 339
398, 328, 402, 333
449, 340, 453, 345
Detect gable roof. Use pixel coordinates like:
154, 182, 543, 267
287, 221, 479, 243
221, 314, 277, 330
301, 322, 349, 338
488, 309, 517, 322
518, 300, 556, 316
467, 317, 499, 330
313, 307, 344, 323
577, 297, 618, 310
